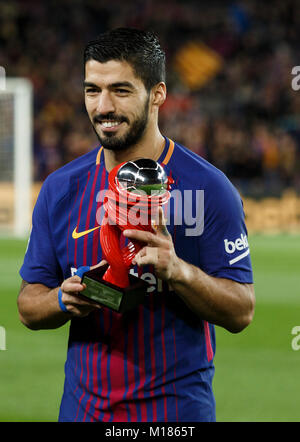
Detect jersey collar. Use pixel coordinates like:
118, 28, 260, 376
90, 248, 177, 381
95, 137, 175, 167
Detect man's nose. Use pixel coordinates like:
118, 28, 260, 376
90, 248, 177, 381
96, 91, 116, 115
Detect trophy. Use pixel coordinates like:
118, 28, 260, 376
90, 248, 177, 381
80, 158, 173, 313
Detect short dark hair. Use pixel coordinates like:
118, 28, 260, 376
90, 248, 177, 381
84, 28, 166, 91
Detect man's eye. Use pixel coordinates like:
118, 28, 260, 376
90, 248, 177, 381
116, 89, 129, 94
86, 88, 98, 94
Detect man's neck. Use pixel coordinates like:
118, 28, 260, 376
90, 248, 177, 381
103, 130, 165, 172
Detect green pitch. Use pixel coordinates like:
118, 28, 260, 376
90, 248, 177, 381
0, 238, 69, 422
214, 234, 300, 422
0, 235, 299, 422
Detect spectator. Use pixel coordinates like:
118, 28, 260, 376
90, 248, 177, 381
1, 0, 299, 196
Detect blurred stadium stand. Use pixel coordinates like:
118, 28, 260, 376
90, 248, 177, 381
1, 0, 300, 233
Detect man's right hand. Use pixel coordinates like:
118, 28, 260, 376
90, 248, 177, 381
17, 260, 108, 330
59, 259, 108, 317
59, 274, 100, 317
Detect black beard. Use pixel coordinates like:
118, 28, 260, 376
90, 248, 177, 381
92, 95, 150, 151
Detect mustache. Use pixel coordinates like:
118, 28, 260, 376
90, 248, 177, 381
93, 113, 129, 125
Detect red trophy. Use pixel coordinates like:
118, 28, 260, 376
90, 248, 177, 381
80, 158, 173, 313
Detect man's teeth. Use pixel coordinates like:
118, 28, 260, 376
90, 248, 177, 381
102, 121, 120, 128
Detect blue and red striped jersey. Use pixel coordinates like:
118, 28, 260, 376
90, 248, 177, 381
20, 137, 253, 422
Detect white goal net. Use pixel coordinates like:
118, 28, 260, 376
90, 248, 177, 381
0, 78, 33, 237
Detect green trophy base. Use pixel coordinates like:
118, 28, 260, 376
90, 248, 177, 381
80, 265, 149, 313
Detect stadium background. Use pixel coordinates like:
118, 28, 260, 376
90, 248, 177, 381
0, 0, 300, 421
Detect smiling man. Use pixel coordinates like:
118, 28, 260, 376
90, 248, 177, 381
84, 62, 151, 152
17, 28, 255, 422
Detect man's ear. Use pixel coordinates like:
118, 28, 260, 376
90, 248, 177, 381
151, 82, 167, 108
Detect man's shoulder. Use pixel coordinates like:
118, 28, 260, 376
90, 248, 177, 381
169, 141, 243, 216
41, 146, 101, 198
48, 146, 100, 182
171, 141, 233, 189
40, 147, 99, 203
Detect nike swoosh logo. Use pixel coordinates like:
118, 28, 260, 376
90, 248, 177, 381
72, 225, 101, 239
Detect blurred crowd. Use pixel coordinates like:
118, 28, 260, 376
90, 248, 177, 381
1, 0, 300, 196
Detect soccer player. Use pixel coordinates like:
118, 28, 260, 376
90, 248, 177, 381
18, 28, 255, 422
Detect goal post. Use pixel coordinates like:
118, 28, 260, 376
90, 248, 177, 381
0, 77, 33, 238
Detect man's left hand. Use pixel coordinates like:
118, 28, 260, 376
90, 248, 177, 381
123, 207, 180, 284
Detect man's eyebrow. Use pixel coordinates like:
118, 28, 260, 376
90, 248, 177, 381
110, 81, 135, 90
83, 81, 136, 90
84, 81, 99, 88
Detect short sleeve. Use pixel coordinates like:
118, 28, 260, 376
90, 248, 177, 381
198, 174, 253, 284
19, 178, 62, 288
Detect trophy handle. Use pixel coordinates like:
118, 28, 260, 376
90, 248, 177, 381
121, 240, 142, 267
100, 216, 129, 288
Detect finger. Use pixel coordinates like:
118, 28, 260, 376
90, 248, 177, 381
131, 247, 147, 265
90, 259, 108, 270
69, 275, 82, 283
135, 247, 158, 267
123, 229, 166, 247
73, 294, 102, 309
62, 292, 101, 309
65, 303, 100, 317
156, 206, 170, 237
137, 247, 148, 258
62, 281, 86, 294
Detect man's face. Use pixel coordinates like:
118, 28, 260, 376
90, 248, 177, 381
84, 59, 150, 151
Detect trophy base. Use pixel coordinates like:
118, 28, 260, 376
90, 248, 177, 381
80, 265, 149, 313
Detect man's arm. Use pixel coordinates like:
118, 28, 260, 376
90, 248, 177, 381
167, 260, 255, 333
18, 280, 72, 330
17, 262, 106, 330
123, 208, 255, 334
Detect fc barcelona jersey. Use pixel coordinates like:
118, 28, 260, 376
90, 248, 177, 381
20, 137, 253, 422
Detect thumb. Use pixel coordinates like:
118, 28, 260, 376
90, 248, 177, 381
153, 206, 170, 237
90, 259, 108, 270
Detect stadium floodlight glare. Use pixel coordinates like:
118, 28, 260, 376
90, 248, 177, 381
0, 78, 33, 237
